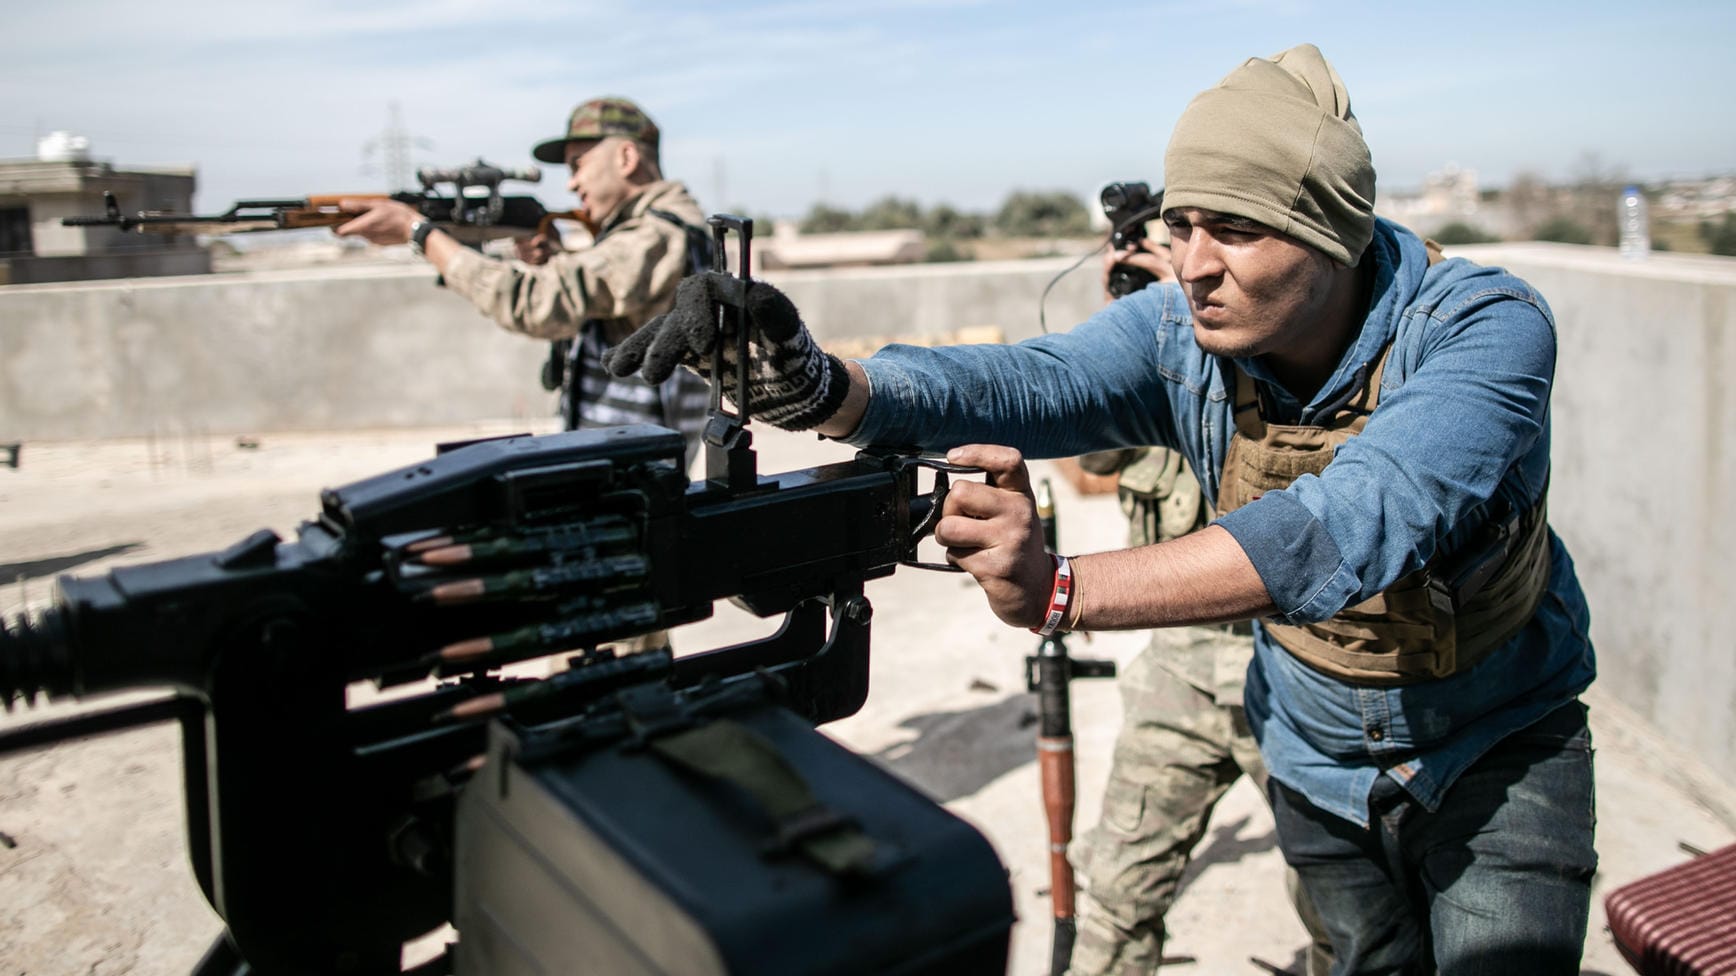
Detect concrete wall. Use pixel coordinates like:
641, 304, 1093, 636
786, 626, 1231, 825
3, 248, 212, 285
1453, 243, 1736, 785
0, 264, 559, 439
2, 244, 1733, 779
770, 254, 1102, 345
0, 255, 1102, 441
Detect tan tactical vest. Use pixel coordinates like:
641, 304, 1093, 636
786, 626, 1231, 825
1213, 257, 1553, 685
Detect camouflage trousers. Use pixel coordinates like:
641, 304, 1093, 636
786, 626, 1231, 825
1066, 627, 1332, 976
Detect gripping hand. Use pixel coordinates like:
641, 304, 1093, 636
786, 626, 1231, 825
604, 273, 850, 431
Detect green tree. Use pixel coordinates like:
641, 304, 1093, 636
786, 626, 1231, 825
799, 203, 857, 234
1532, 217, 1593, 245
994, 190, 1091, 237
1702, 213, 1736, 257
1432, 221, 1499, 245
924, 204, 986, 239
1504, 171, 1553, 237
857, 196, 924, 231
1566, 153, 1626, 246
924, 239, 972, 263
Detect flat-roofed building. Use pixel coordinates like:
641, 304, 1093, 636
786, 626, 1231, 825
0, 133, 211, 285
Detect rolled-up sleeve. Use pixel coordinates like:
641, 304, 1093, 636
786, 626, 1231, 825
1216, 285, 1557, 622
441, 213, 688, 340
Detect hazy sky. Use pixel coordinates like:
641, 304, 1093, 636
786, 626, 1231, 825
6, 0, 1734, 218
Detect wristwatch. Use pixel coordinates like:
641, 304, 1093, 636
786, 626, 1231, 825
408, 219, 436, 256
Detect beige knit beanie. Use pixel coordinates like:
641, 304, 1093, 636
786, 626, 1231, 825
1162, 44, 1376, 266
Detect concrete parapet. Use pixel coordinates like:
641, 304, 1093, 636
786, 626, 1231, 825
767, 254, 1102, 346
1451, 242, 1736, 789
0, 264, 558, 441
0, 255, 1103, 442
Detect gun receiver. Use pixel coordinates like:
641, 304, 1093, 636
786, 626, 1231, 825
60, 158, 590, 243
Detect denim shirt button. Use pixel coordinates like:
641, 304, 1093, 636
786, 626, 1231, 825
1368, 727, 1386, 742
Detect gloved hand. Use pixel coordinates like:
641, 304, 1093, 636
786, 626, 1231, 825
604, 272, 851, 431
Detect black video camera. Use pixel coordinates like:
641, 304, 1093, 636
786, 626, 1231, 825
1100, 182, 1165, 299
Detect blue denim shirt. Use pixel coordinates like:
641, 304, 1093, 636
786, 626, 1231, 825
846, 218, 1596, 827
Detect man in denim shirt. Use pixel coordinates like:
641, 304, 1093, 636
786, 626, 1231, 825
610, 43, 1597, 973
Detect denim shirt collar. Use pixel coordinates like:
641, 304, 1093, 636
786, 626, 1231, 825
1235, 219, 1427, 423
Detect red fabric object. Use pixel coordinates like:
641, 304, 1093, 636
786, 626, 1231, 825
1606, 843, 1736, 975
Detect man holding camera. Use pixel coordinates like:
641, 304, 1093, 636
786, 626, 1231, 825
608, 42, 1598, 974
336, 96, 711, 468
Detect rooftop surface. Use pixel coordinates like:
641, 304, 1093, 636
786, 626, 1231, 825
3, 423, 1733, 975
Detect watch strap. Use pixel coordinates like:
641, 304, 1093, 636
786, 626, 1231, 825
409, 219, 436, 255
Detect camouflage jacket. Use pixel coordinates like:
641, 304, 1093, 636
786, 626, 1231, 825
1115, 447, 1254, 705
441, 180, 706, 342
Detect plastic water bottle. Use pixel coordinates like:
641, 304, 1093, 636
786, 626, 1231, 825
1619, 185, 1650, 260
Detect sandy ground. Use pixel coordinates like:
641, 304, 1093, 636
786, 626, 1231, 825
2, 423, 1733, 975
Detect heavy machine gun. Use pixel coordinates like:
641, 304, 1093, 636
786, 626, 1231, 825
61, 158, 592, 243
0, 217, 1013, 975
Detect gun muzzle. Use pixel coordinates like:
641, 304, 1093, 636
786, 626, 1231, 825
0, 608, 73, 707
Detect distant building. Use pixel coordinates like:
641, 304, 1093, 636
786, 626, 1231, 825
758, 220, 927, 270
1654, 176, 1736, 221
0, 133, 211, 285
1375, 164, 1488, 237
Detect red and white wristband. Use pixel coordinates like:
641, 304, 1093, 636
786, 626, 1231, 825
1031, 553, 1074, 637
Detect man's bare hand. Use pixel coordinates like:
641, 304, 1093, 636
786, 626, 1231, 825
513, 232, 560, 265
334, 198, 422, 245
933, 444, 1055, 629
1101, 239, 1176, 300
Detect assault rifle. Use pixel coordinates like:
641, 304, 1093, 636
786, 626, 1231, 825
0, 217, 1013, 975
61, 158, 592, 244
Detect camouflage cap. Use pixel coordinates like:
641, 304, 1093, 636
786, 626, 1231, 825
531, 97, 661, 164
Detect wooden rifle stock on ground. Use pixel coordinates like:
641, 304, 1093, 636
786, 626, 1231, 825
1027, 478, 1117, 976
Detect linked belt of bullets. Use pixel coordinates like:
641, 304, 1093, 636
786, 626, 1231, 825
382, 513, 665, 691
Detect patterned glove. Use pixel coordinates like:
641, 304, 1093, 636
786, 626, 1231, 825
604, 272, 850, 431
